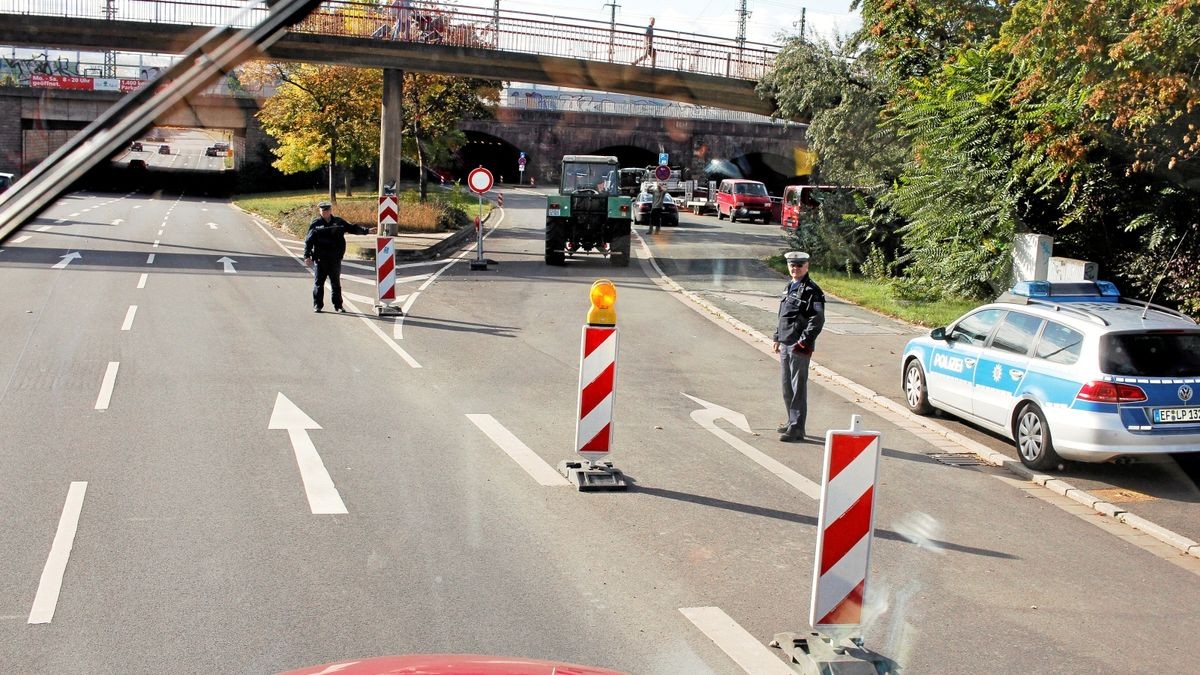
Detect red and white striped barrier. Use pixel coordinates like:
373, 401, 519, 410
575, 324, 617, 461
375, 195, 401, 314
498, 193, 504, 207
376, 236, 396, 302
810, 415, 881, 632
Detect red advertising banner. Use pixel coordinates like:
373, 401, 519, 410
29, 74, 94, 91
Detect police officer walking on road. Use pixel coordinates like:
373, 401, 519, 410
303, 200, 376, 313
773, 251, 825, 442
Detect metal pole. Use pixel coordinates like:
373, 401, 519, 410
602, 1, 619, 63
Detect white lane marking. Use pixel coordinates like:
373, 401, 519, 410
152, 240, 160, 248
94, 362, 119, 410
343, 299, 422, 368
208, 223, 218, 230
68, 212, 79, 218
120, 305, 138, 331
37, 225, 53, 232
13, 235, 31, 244
340, 274, 374, 287
55, 219, 65, 224
28, 482, 88, 625
341, 291, 377, 305
396, 272, 432, 284
341, 260, 373, 272
216, 257, 237, 274
111, 219, 123, 225
133, 205, 142, 209
137, 273, 148, 289
466, 414, 570, 487
269, 393, 348, 515
146, 253, 155, 264
157, 229, 163, 236
679, 607, 794, 675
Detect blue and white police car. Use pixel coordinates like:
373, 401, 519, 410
900, 281, 1200, 469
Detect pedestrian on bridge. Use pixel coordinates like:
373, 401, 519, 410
391, 0, 414, 40
633, 17, 656, 67
303, 201, 376, 313
773, 251, 825, 442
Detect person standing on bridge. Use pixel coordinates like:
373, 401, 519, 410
773, 251, 825, 443
633, 17, 656, 67
391, 0, 413, 40
303, 201, 376, 313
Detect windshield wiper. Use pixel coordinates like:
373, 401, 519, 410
0, 0, 324, 242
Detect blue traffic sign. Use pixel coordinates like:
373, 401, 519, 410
658, 152, 669, 166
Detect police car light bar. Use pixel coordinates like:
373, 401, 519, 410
1010, 280, 1121, 303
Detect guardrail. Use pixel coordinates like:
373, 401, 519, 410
502, 91, 796, 124
0, 0, 779, 80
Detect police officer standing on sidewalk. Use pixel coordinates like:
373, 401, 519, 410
303, 200, 376, 313
773, 251, 825, 442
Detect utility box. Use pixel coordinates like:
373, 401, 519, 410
1012, 234, 1053, 282
1048, 256, 1099, 282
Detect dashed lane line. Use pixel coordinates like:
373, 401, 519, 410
137, 273, 148, 289
120, 305, 138, 331
28, 481, 88, 625
94, 362, 119, 410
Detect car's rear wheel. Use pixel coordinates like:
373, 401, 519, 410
1015, 403, 1062, 470
730, 211, 738, 223
903, 360, 933, 415
545, 223, 566, 266
610, 234, 630, 267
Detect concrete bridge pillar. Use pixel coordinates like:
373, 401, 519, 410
378, 68, 404, 236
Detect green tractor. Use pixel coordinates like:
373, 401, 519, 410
545, 155, 632, 266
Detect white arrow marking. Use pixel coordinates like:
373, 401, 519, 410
37, 225, 53, 232
216, 256, 237, 273
207, 222, 218, 230
52, 252, 82, 269
683, 393, 820, 500
269, 393, 347, 515
29, 482, 88, 624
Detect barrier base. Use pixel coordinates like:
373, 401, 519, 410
769, 632, 895, 675
557, 460, 627, 492
469, 258, 498, 271
375, 303, 404, 317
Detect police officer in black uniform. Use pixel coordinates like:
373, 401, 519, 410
773, 251, 826, 442
303, 201, 376, 313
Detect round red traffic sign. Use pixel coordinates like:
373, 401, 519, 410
654, 165, 671, 181
468, 167, 494, 194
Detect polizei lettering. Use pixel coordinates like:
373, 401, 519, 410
933, 352, 965, 374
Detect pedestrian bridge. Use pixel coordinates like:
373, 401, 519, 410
0, 0, 783, 117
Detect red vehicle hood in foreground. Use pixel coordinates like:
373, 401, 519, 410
281, 654, 626, 675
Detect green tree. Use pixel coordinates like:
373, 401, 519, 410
403, 72, 500, 201
249, 62, 382, 203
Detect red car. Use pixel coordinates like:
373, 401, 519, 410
715, 179, 771, 223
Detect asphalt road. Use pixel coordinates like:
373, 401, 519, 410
636, 203, 1200, 546
117, 128, 231, 171
1, 188, 1198, 674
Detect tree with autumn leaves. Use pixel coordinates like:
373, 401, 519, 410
244, 62, 498, 205
761, 0, 1199, 313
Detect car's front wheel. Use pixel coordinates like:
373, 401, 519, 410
1014, 403, 1062, 471
903, 360, 933, 415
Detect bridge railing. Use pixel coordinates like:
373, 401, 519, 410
502, 91, 797, 125
0, 0, 778, 80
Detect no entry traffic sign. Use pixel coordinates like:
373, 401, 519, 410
468, 167, 494, 194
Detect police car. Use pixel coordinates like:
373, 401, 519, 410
900, 281, 1200, 469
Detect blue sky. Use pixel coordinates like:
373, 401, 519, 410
463, 0, 860, 46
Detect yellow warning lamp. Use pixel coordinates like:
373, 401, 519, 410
587, 279, 617, 326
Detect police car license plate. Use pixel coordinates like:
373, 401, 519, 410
548, 209, 561, 216
1154, 407, 1200, 423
